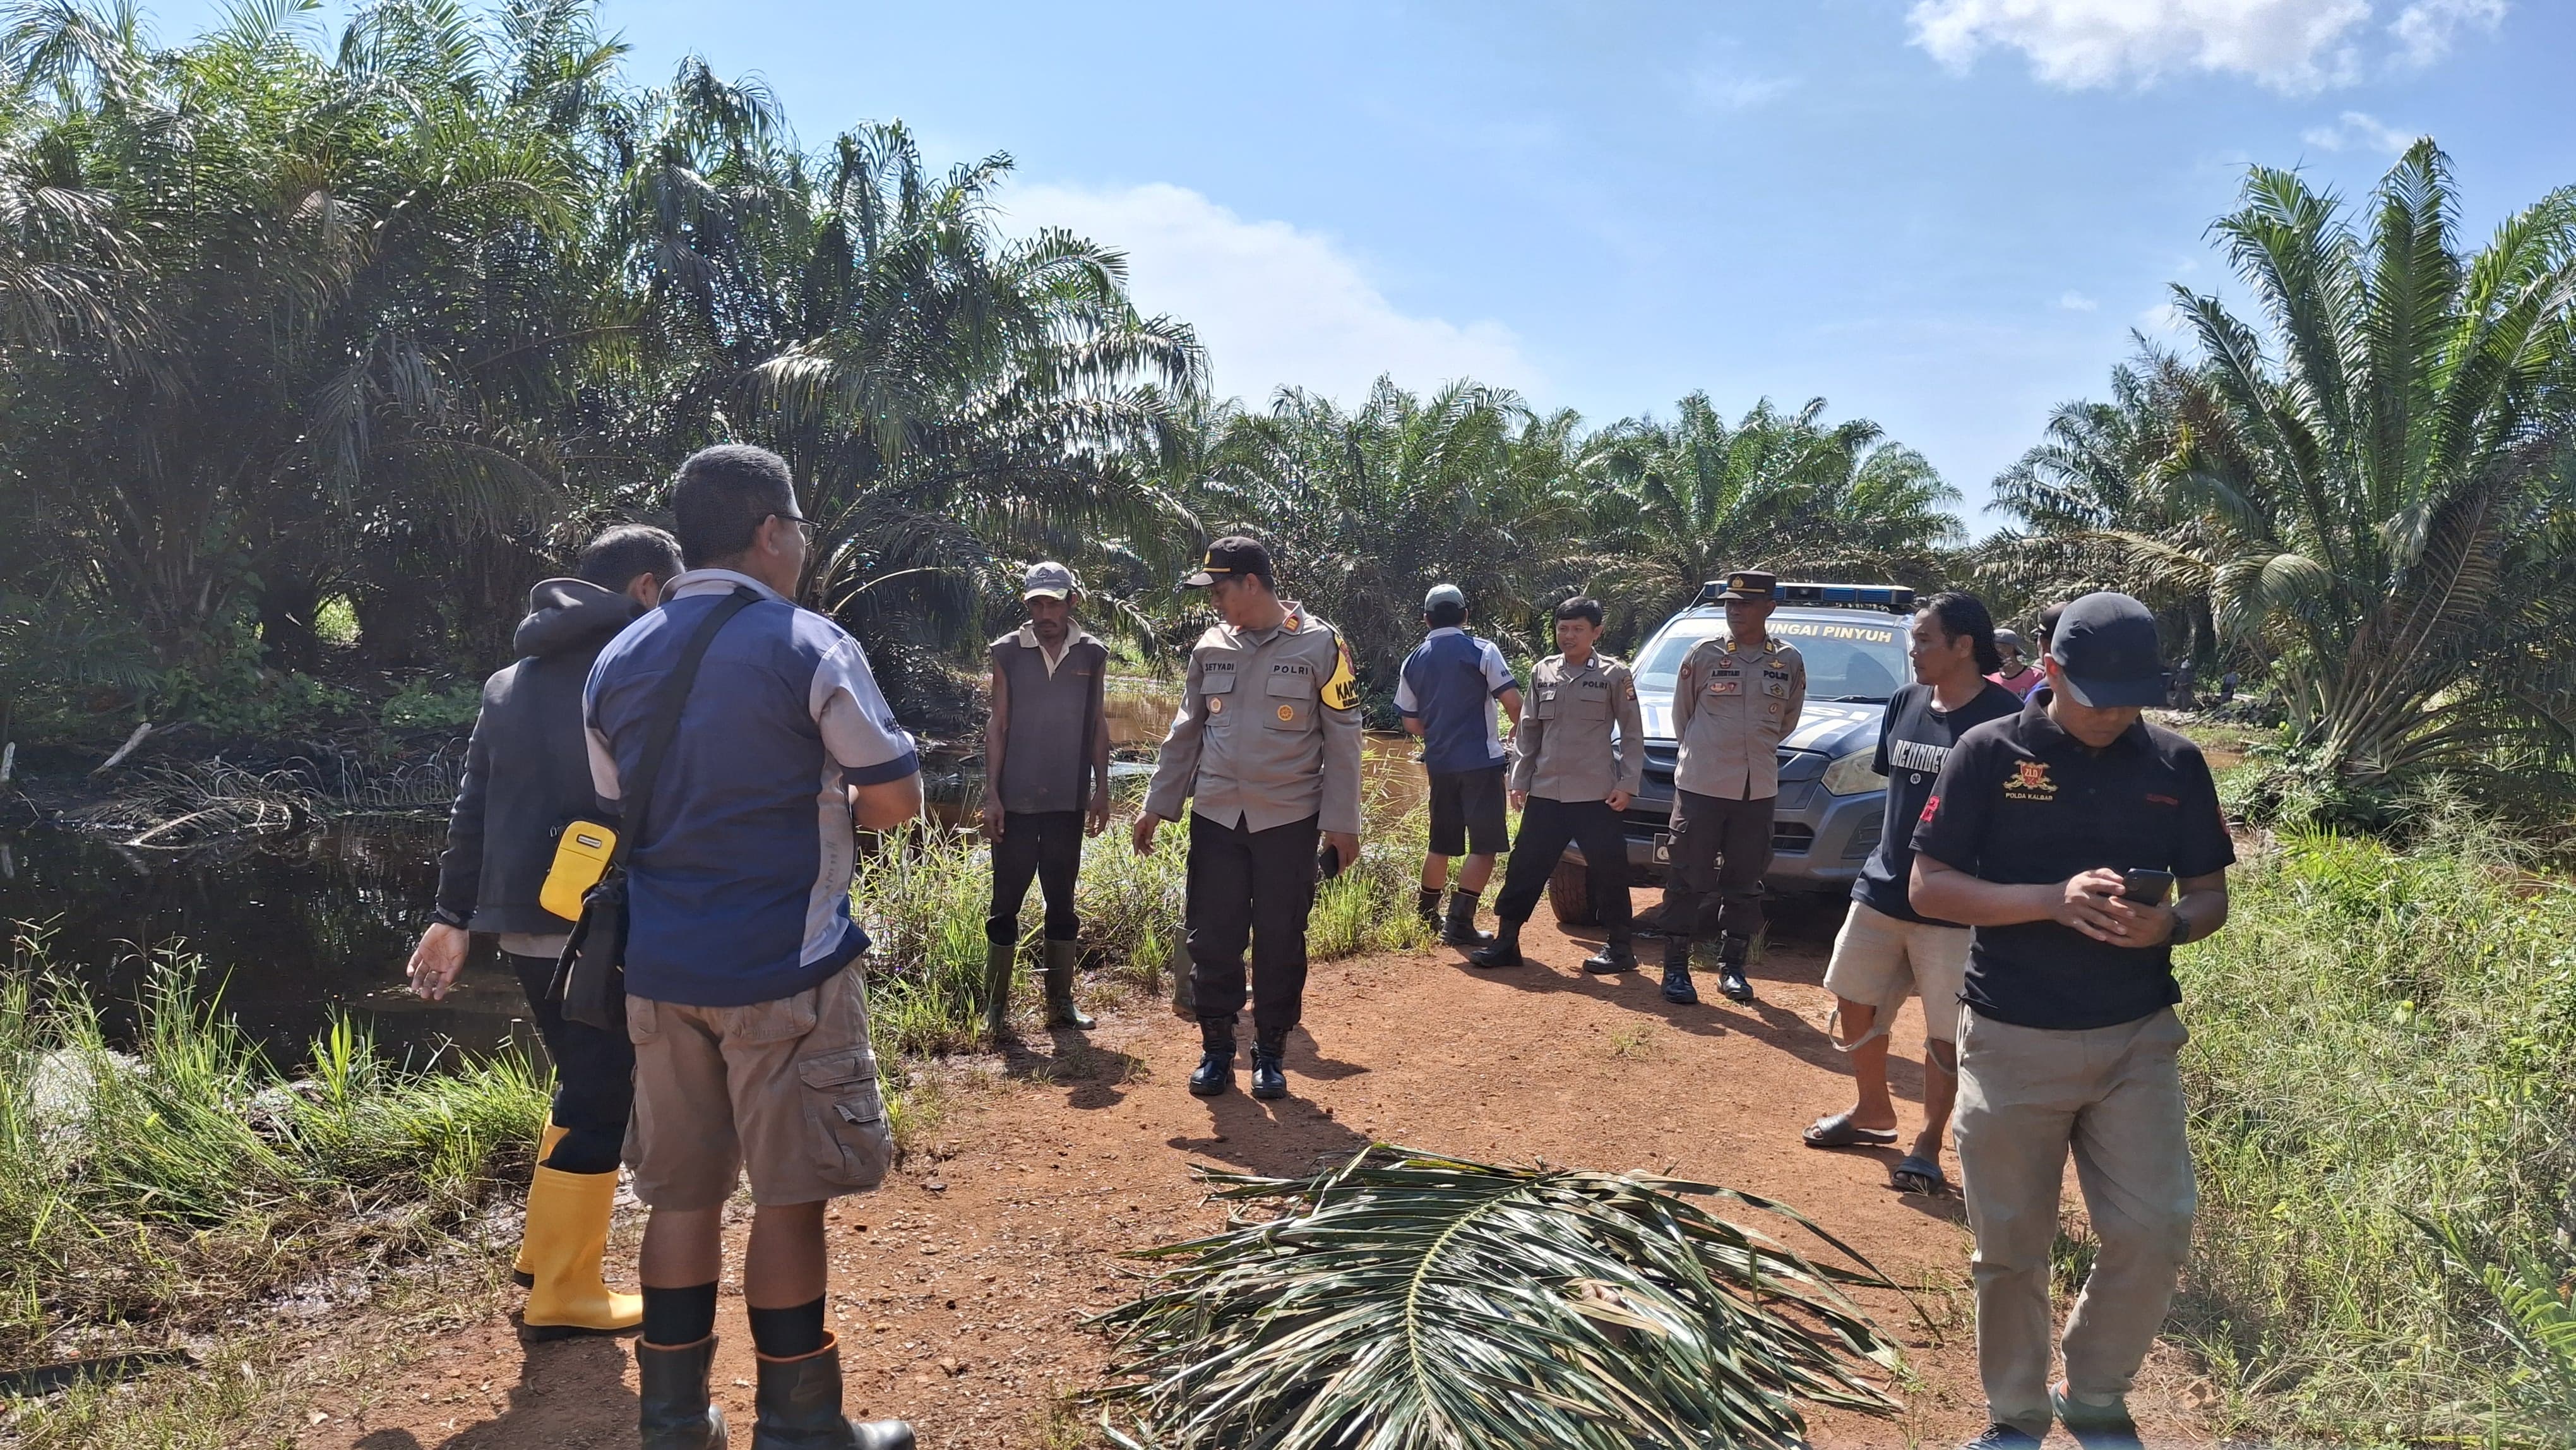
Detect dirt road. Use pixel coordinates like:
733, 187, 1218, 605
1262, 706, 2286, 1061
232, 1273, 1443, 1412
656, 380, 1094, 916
307, 904, 2210, 1449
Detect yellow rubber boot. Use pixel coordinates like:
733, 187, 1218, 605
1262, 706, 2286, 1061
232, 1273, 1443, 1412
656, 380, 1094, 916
520, 1163, 643, 1337
512, 1123, 571, 1287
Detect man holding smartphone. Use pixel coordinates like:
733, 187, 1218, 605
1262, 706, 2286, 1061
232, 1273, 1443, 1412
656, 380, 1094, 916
1909, 592, 2234, 1450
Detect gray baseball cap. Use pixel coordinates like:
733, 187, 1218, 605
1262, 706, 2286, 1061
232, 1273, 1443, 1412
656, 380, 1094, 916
1022, 561, 1078, 600
1424, 583, 1467, 613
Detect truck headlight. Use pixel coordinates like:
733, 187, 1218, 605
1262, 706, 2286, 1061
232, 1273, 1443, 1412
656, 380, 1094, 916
1820, 747, 1887, 797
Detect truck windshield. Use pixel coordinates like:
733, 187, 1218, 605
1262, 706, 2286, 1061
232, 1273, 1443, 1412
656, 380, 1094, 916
1633, 614, 1911, 704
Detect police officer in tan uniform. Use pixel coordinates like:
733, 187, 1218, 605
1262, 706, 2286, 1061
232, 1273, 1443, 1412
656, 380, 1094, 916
1469, 597, 1645, 972
1661, 570, 1805, 1006
1134, 537, 1364, 1101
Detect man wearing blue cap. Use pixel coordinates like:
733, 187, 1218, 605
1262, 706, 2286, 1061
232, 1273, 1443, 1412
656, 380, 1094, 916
1911, 591, 2237, 1450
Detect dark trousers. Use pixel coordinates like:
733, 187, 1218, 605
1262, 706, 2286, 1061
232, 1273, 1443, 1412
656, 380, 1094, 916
506, 952, 637, 1176
986, 809, 1084, 944
1660, 789, 1774, 945
1185, 811, 1320, 1038
1493, 796, 1632, 937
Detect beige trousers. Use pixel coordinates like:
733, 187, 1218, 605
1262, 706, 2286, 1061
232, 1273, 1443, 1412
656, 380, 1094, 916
1953, 1005, 2196, 1434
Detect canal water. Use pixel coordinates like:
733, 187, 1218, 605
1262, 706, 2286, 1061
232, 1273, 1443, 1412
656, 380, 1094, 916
1, 680, 1433, 1066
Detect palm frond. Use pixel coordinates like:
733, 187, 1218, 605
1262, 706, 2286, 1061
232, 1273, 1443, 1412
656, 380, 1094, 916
1089, 1144, 1904, 1450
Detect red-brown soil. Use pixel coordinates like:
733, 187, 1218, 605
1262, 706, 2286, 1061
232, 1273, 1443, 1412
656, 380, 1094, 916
304, 902, 2215, 1449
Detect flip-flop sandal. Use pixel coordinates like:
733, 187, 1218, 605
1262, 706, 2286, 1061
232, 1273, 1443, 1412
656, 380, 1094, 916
1891, 1154, 1950, 1195
1802, 1112, 1899, 1149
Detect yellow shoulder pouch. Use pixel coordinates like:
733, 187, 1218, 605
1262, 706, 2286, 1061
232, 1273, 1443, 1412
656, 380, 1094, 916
540, 819, 619, 923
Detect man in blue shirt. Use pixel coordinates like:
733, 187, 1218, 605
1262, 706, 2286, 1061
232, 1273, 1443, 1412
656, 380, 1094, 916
1395, 584, 1523, 947
587, 445, 921, 1450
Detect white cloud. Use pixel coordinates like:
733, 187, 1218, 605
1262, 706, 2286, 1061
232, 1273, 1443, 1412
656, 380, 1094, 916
1688, 64, 1799, 111
2138, 299, 2192, 335
1007, 181, 1536, 405
2058, 290, 2100, 311
2303, 109, 2421, 153
1907, 0, 2374, 92
2388, 0, 2506, 66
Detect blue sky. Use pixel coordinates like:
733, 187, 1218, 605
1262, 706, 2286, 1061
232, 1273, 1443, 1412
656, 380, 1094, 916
153, 1, 2573, 525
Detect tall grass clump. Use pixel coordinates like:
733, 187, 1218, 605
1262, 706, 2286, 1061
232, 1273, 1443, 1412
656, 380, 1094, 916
856, 786, 1439, 1055
2174, 805, 2576, 1442
0, 931, 546, 1372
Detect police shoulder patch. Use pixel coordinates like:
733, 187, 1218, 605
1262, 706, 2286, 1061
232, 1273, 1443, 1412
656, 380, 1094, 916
1321, 634, 1359, 712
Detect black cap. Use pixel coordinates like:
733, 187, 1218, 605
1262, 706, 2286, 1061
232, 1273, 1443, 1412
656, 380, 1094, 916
2036, 600, 2068, 650
2048, 592, 2168, 708
1180, 536, 1273, 589
1714, 570, 1777, 601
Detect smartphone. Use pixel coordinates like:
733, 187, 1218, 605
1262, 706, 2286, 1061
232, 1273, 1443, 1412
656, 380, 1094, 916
1316, 841, 1344, 881
2120, 868, 2176, 906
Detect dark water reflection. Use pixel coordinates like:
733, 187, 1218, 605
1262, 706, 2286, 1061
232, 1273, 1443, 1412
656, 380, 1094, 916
0, 819, 534, 1065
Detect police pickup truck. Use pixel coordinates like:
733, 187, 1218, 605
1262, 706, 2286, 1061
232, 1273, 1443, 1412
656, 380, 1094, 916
1546, 581, 1915, 925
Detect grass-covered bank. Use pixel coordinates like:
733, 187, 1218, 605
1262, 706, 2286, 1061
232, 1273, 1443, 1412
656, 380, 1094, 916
0, 933, 547, 1378
857, 785, 1438, 1061
2173, 809, 2576, 1445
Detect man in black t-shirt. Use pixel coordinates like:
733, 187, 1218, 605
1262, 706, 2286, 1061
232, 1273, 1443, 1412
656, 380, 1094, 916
1911, 592, 2235, 1450
1803, 593, 2020, 1199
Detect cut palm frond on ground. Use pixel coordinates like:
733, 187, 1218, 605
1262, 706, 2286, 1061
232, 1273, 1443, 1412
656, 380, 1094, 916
1089, 1144, 1904, 1449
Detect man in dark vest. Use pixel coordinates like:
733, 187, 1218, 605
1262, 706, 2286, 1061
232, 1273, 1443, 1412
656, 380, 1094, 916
981, 561, 1112, 1037
407, 524, 683, 1340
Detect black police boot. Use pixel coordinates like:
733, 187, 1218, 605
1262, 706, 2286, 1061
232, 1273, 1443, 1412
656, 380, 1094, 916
1659, 939, 1698, 1005
1042, 938, 1094, 1029
1468, 918, 1524, 968
636, 1335, 728, 1450
1249, 1030, 1289, 1100
1717, 935, 1755, 1004
751, 1333, 913, 1449
1441, 890, 1493, 947
1580, 935, 1637, 974
1188, 1020, 1236, 1097
1416, 889, 1442, 933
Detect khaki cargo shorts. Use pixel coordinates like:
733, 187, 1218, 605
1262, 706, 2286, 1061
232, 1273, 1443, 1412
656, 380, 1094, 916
624, 961, 893, 1210
1821, 900, 1971, 1048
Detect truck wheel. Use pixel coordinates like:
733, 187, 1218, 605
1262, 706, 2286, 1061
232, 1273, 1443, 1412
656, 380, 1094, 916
1547, 858, 1597, 926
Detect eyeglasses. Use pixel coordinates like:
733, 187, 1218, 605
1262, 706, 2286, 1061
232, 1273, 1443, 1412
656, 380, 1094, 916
768, 513, 815, 544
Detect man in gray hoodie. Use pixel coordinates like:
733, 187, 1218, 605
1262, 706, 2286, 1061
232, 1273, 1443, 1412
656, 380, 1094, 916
405, 524, 683, 1338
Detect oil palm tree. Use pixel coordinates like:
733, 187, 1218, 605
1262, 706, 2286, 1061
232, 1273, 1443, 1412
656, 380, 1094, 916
2159, 141, 2576, 789
1583, 394, 1964, 645
1188, 378, 1587, 702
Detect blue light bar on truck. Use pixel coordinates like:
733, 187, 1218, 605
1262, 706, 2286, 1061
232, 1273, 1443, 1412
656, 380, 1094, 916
1692, 580, 1917, 613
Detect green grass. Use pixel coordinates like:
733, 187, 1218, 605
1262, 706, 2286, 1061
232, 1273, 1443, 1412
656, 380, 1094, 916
0, 928, 547, 1376
856, 785, 1436, 1058
2173, 803, 2576, 1444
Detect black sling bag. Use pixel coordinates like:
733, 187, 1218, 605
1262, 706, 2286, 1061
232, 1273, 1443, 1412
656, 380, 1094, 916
550, 586, 758, 1031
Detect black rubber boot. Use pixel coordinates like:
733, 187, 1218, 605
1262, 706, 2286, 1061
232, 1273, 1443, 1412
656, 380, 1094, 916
1249, 1030, 1288, 1099
1660, 939, 1699, 1004
1467, 918, 1523, 969
1188, 1021, 1236, 1097
1042, 938, 1094, 1029
1717, 935, 1755, 1004
1580, 936, 1637, 974
751, 1333, 913, 1449
981, 938, 1014, 1040
637, 1335, 728, 1450
1416, 889, 1442, 933
1441, 890, 1493, 947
